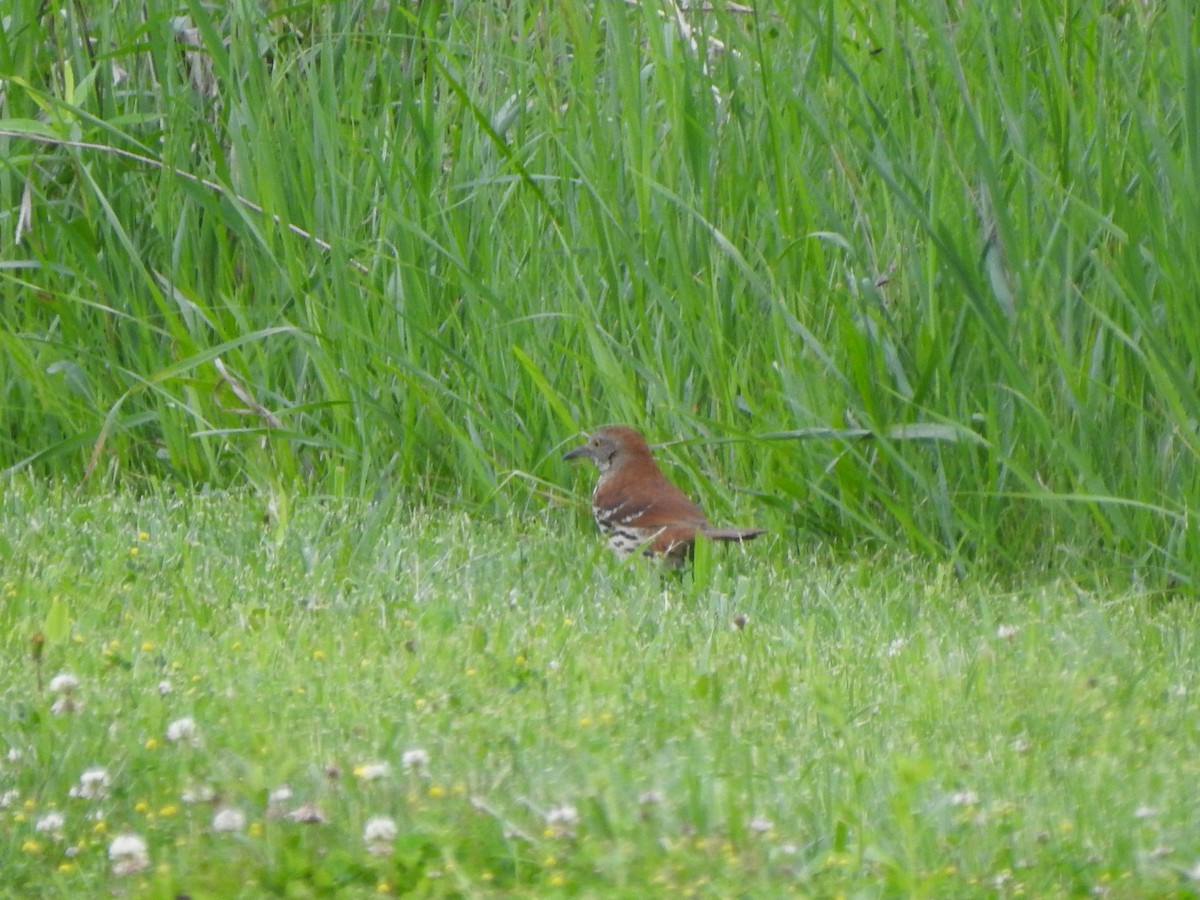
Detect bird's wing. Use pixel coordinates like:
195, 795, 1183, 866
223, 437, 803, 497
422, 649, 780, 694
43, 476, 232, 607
594, 479, 709, 530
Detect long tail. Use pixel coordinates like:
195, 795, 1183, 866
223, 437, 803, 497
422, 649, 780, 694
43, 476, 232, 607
700, 527, 766, 542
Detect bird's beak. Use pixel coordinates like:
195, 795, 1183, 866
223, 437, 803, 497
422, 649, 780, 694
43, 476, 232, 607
563, 438, 590, 461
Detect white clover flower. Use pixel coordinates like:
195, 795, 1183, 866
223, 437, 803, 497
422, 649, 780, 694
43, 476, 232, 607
69, 767, 110, 800
364, 815, 397, 856
35, 811, 66, 836
748, 815, 773, 834
0, 789, 19, 808
108, 832, 150, 875
49, 673, 80, 694
265, 785, 293, 819
165, 717, 199, 745
996, 624, 1020, 640
545, 803, 580, 837
286, 803, 328, 824
212, 806, 247, 832
181, 784, 216, 804
638, 789, 664, 806
401, 748, 429, 773
6, 747, 22, 763
157, 680, 173, 696
949, 790, 979, 807
353, 762, 390, 781
51, 695, 83, 715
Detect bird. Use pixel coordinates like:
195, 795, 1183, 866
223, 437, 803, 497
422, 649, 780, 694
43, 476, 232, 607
563, 425, 765, 565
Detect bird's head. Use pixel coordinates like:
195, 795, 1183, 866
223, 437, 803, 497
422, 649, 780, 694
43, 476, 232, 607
563, 425, 652, 475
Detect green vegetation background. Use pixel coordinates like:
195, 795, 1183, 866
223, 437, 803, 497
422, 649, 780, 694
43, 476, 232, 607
2, 0, 1199, 586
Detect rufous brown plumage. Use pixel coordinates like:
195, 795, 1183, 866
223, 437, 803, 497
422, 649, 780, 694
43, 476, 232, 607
563, 425, 765, 564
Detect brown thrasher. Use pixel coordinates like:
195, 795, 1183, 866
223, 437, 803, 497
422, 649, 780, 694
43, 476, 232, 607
563, 425, 765, 564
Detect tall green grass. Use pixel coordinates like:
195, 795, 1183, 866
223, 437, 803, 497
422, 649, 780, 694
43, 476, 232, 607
2, 0, 1198, 586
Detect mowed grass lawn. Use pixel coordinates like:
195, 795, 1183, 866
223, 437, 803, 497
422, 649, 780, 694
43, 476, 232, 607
1, 484, 1198, 897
